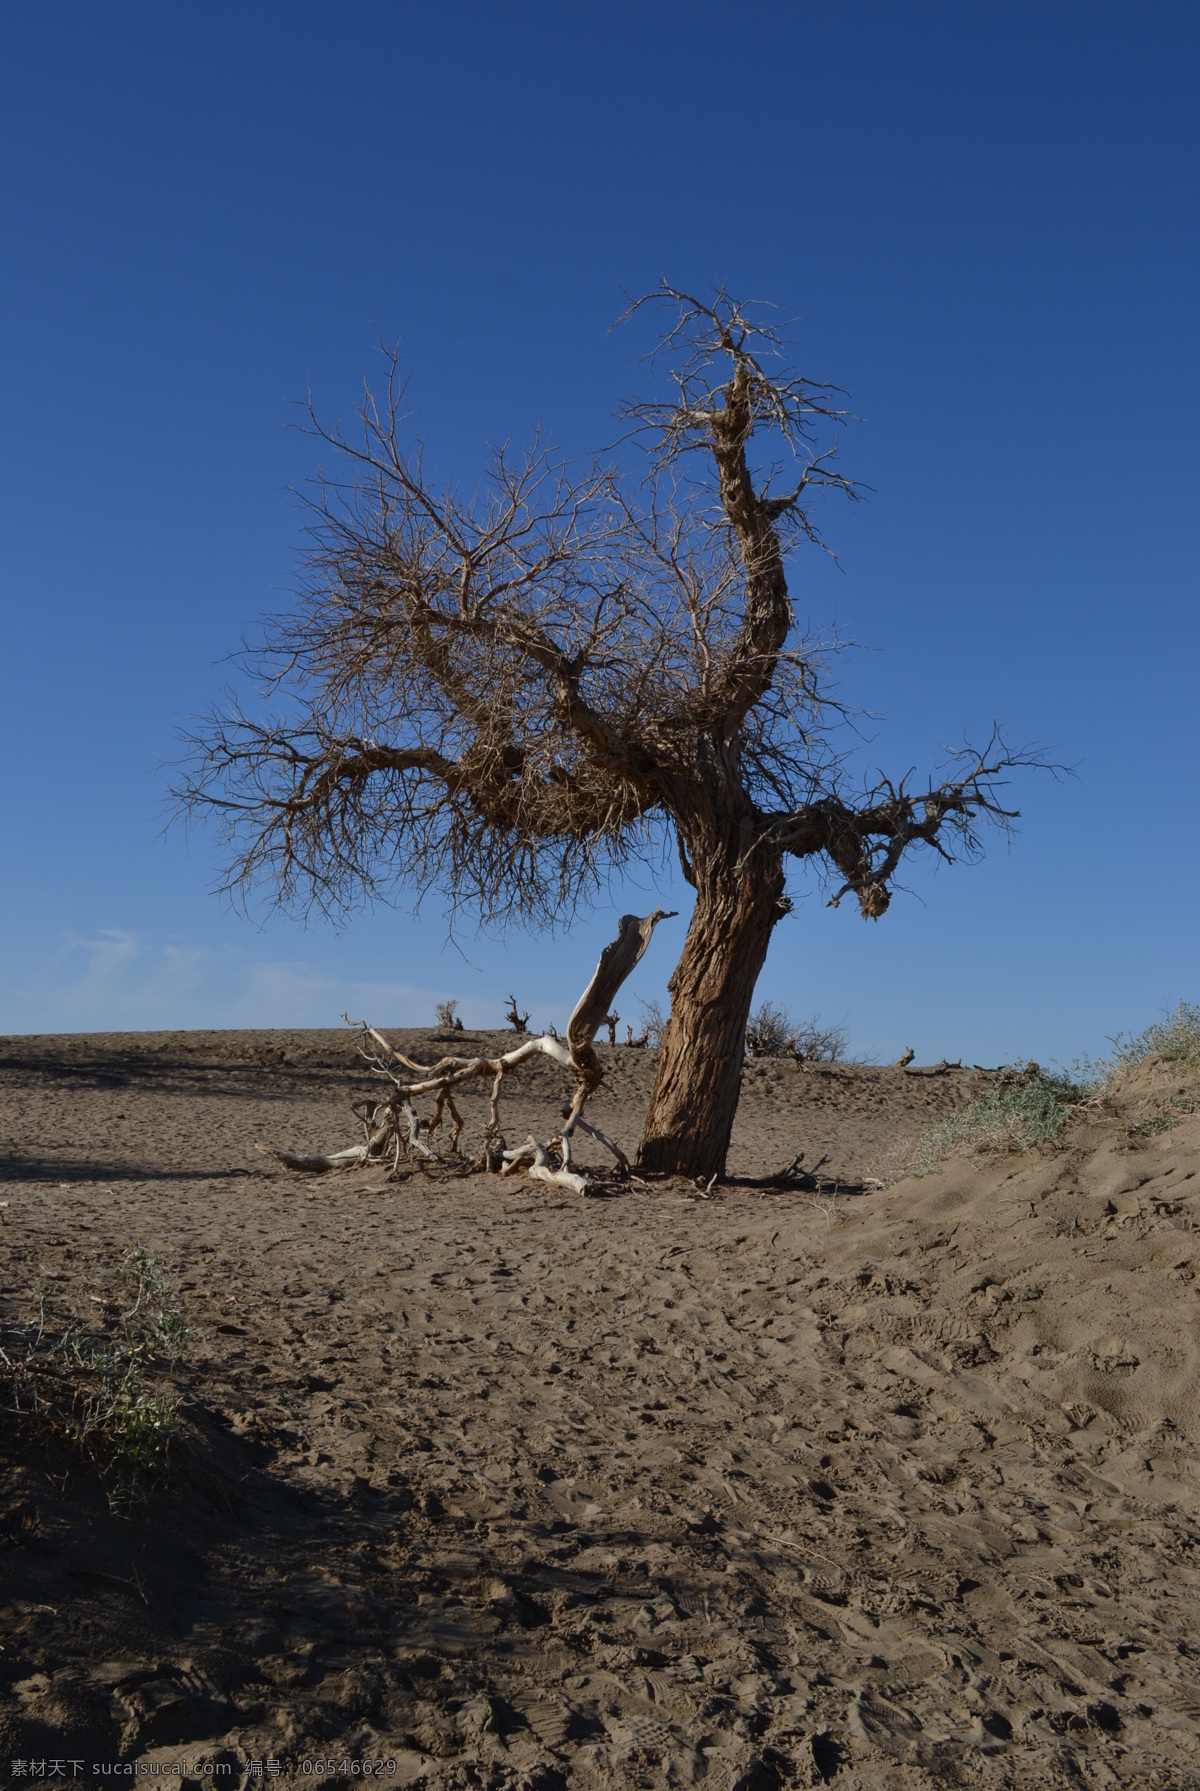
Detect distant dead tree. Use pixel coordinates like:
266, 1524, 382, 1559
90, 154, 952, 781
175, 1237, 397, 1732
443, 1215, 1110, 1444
504, 995, 530, 1034
176, 283, 1044, 1178
434, 999, 464, 1031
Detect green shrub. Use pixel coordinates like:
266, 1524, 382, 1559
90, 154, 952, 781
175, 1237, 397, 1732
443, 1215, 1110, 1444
1131, 1113, 1176, 1137
915, 1065, 1086, 1173
1109, 1001, 1200, 1073
1129, 1093, 1197, 1138
0, 1246, 188, 1506
911, 1003, 1199, 1177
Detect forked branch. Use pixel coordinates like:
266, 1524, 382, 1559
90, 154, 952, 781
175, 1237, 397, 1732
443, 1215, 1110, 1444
764, 731, 1052, 919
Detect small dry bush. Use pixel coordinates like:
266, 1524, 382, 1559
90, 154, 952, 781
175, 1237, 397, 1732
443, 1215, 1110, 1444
0, 1246, 188, 1507
638, 998, 668, 1048
745, 1000, 848, 1061
793, 1013, 849, 1062
862, 1134, 919, 1187
434, 998, 464, 1030
745, 1001, 794, 1057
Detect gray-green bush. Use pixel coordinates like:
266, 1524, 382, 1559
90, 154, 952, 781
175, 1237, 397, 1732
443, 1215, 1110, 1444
915, 1065, 1087, 1174
0, 1245, 188, 1506
1109, 1000, 1200, 1073
912, 1000, 1199, 1177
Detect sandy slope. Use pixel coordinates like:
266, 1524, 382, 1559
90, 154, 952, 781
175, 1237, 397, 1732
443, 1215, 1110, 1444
1, 1030, 1199, 1789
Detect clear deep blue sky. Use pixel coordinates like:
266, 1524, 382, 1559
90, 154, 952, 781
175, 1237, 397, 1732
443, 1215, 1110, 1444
1, 3, 1197, 1063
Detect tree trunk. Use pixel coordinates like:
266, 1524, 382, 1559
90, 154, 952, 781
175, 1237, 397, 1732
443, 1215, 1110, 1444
636, 843, 788, 1179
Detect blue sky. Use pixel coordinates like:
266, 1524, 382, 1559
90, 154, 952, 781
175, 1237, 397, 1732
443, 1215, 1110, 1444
1, 2, 1196, 1064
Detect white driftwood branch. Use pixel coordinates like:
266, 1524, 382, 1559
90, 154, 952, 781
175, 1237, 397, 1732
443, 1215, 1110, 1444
570, 1114, 631, 1172
273, 1144, 374, 1173
500, 1136, 590, 1197
272, 908, 674, 1193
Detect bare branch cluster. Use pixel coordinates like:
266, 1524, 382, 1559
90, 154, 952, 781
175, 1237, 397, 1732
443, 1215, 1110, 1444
617, 281, 861, 534
745, 1001, 848, 1062
271, 910, 674, 1196
176, 294, 1037, 933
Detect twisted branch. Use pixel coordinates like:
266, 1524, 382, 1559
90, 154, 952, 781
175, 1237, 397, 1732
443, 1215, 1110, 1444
271, 909, 674, 1194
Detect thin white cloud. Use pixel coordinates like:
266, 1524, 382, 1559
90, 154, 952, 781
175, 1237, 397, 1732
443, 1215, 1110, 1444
2, 928, 472, 1034
15, 929, 229, 1031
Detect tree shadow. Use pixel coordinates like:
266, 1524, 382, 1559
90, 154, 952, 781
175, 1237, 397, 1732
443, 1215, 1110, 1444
1, 1404, 726, 1767
0, 1154, 259, 1184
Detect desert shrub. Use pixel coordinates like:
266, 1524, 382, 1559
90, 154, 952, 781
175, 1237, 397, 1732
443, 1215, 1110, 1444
1128, 1092, 1197, 1137
639, 998, 668, 1048
915, 1065, 1086, 1173
0, 1246, 188, 1506
913, 1003, 1199, 1175
793, 1014, 849, 1063
745, 1000, 794, 1057
434, 998, 463, 1030
1131, 1112, 1176, 1137
745, 1000, 848, 1061
1109, 1001, 1200, 1073
862, 1134, 919, 1187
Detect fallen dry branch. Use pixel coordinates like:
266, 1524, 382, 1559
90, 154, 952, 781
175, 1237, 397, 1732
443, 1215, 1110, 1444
902, 1057, 962, 1077
759, 1152, 831, 1190
762, 1154, 808, 1186
273, 909, 675, 1195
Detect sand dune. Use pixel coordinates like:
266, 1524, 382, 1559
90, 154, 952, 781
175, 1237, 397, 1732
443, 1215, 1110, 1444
2, 1029, 1198, 1788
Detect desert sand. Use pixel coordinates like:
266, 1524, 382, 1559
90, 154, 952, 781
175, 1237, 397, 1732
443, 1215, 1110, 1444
2, 1028, 1199, 1789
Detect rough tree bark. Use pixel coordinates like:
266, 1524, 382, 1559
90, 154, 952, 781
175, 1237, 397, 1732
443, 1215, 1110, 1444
638, 834, 788, 1176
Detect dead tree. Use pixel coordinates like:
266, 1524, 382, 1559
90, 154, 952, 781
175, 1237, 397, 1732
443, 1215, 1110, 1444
434, 999, 464, 1031
504, 995, 530, 1034
176, 284, 1046, 1179
272, 909, 672, 1195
